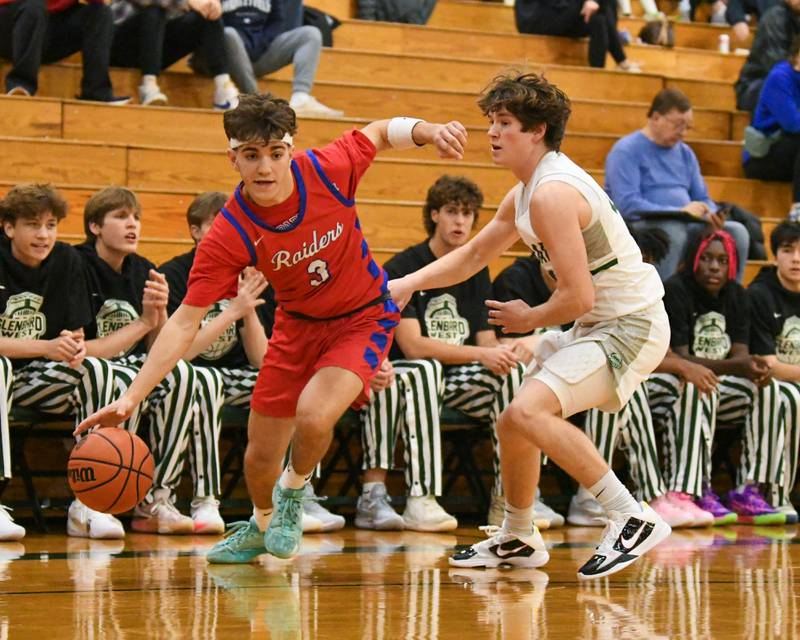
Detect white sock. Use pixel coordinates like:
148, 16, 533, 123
290, 91, 310, 105
576, 485, 595, 503
141, 74, 158, 88
214, 73, 231, 90
253, 506, 272, 531
502, 501, 534, 538
589, 470, 641, 514
279, 464, 312, 490
362, 481, 382, 494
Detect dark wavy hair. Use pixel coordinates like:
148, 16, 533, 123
477, 72, 571, 151
223, 93, 297, 145
0, 183, 67, 225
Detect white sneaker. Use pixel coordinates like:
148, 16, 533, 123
290, 94, 344, 119
132, 489, 194, 534
567, 494, 607, 527
138, 82, 167, 106
534, 491, 565, 528
577, 502, 671, 580
190, 496, 225, 535
0, 505, 24, 541
355, 483, 405, 530
302, 485, 345, 533
402, 495, 458, 532
213, 82, 239, 111
448, 525, 549, 569
67, 499, 125, 540
488, 494, 550, 530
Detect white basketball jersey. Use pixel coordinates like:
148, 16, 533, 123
514, 151, 664, 324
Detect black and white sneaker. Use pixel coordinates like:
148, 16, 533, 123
577, 502, 671, 580
448, 525, 550, 569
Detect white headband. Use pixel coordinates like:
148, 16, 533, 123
229, 132, 294, 149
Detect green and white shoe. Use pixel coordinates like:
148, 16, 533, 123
264, 483, 306, 559
207, 517, 266, 564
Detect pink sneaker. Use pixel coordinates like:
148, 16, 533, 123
666, 492, 714, 527
650, 495, 694, 528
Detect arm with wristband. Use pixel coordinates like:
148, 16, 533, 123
359, 117, 468, 158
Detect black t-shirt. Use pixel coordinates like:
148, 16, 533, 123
384, 241, 491, 360
491, 255, 560, 336
748, 266, 800, 363
663, 272, 749, 360
159, 248, 275, 369
0, 238, 93, 367
76, 241, 155, 357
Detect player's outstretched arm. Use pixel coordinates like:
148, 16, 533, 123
359, 118, 467, 159
74, 303, 209, 435
388, 189, 519, 309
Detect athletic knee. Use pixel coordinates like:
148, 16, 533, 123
497, 401, 539, 439
294, 409, 334, 439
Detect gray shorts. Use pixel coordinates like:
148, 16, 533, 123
525, 301, 670, 418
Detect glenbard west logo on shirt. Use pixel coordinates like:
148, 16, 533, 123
692, 311, 731, 360
0, 292, 46, 339
776, 315, 800, 365
200, 300, 237, 360
96, 299, 139, 356
424, 293, 469, 345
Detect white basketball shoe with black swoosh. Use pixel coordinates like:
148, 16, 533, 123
448, 525, 550, 569
577, 502, 671, 580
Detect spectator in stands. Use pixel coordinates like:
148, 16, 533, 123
726, 0, 781, 43
735, 0, 800, 112
159, 192, 344, 533
202, 0, 344, 118
0, 359, 17, 540
79, 186, 216, 535
605, 88, 752, 281
0, 0, 127, 101
355, 176, 562, 533
743, 36, 800, 221
514, 0, 640, 71
747, 221, 800, 524
110, 0, 239, 109
650, 228, 785, 525
0, 184, 118, 539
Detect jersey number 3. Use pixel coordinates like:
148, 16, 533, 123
308, 259, 331, 287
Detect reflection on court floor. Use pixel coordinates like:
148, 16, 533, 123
0, 526, 796, 639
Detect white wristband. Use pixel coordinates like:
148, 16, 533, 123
387, 117, 424, 149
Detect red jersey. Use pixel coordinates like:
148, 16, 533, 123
185, 130, 394, 319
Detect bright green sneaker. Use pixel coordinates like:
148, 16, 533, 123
206, 517, 266, 564
264, 483, 305, 559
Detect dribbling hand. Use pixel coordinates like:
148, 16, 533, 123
73, 397, 136, 437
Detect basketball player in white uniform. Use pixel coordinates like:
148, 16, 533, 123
388, 72, 672, 579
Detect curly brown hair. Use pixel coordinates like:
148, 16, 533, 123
422, 175, 483, 237
0, 183, 67, 225
223, 93, 297, 145
477, 72, 571, 151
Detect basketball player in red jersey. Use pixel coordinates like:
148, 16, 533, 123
76, 94, 468, 563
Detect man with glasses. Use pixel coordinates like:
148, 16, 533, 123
604, 88, 750, 281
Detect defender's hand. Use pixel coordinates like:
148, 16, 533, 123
486, 299, 536, 334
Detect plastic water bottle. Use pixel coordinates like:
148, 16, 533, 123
719, 34, 730, 53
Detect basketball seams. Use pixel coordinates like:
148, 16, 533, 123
105, 431, 135, 513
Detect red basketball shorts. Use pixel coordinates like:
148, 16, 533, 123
251, 303, 400, 417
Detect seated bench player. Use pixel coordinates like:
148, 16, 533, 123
79, 186, 219, 535
159, 191, 344, 532
357, 175, 527, 533
0, 184, 117, 539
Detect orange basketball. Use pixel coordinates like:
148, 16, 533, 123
68, 428, 154, 514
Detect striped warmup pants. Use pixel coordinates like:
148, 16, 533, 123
583, 383, 667, 502
193, 365, 260, 497
647, 373, 766, 497
360, 359, 525, 497
748, 379, 800, 506
0, 356, 12, 480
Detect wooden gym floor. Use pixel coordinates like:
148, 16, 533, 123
0, 524, 797, 638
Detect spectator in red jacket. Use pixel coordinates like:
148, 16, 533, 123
0, 0, 128, 102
